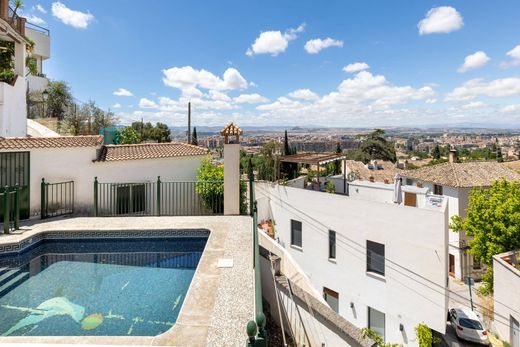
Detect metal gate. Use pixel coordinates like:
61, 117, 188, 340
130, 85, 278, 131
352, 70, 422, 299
0, 152, 30, 220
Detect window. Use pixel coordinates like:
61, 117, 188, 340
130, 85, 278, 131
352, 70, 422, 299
329, 230, 336, 259
433, 184, 443, 195
291, 220, 302, 248
368, 307, 385, 340
323, 287, 339, 313
367, 241, 385, 276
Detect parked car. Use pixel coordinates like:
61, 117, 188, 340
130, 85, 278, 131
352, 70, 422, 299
449, 308, 490, 345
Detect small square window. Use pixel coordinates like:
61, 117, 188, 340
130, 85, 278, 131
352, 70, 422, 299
433, 184, 443, 195
323, 287, 339, 313
329, 230, 336, 259
367, 240, 385, 276
291, 220, 302, 248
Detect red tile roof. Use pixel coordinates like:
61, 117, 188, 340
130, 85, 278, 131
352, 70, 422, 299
0, 136, 103, 149
96, 142, 209, 162
220, 122, 243, 136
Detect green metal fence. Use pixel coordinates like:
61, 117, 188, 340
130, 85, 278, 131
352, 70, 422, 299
0, 185, 20, 234
93, 177, 224, 217
41, 179, 75, 219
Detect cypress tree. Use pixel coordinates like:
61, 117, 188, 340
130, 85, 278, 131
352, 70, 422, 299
192, 127, 198, 146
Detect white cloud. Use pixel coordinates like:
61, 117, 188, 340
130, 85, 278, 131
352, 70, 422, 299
112, 103, 122, 109
234, 93, 269, 104
501, 104, 520, 113
51, 2, 94, 29
446, 77, 520, 101
139, 98, 158, 109
287, 89, 319, 100
162, 66, 248, 91
304, 38, 343, 54
209, 90, 231, 102
426, 98, 437, 104
502, 45, 520, 68
246, 24, 305, 56
462, 101, 486, 109
113, 88, 133, 97
25, 14, 46, 25
418, 6, 463, 35
457, 51, 490, 73
35, 4, 47, 13
343, 62, 370, 73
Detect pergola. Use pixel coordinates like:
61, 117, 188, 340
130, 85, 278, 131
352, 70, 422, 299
277, 152, 348, 193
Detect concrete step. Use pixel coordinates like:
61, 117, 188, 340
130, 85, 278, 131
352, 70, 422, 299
0, 267, 9, 276
0, 268, 22, 286
0, 272, 29, 297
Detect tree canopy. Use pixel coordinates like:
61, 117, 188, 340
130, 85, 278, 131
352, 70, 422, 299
131, 121, 171, 143
118, 126, 142, 144
348, 129, 397, 163
451, 180, 520, 293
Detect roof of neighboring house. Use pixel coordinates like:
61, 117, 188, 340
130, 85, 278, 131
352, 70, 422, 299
401, 161, 520, 188
0, 135, 103, 149
280, 152, 347, 165
96, 142, 209, 162
346, 160, 398, 183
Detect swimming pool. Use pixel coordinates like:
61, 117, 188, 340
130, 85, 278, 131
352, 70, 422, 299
0, 235, 208, 337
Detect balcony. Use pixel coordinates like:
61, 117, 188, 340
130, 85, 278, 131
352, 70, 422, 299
0, 0, 26, 38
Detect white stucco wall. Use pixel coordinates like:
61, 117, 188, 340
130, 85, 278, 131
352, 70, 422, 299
26, 28, 50, 60
493, 252, 520, 346
0, 146, 206, 215
255, 182, 449, 346
27, 75, 48, 92
0, 78, 27, 137
223, 144, 240, 215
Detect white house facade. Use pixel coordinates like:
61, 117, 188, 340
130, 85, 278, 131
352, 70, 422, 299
0, 136, 208, 216
255, 182, 449, 346
493, 251, 520, 347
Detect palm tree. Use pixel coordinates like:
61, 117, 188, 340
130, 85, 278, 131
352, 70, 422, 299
11, 0, 24, 21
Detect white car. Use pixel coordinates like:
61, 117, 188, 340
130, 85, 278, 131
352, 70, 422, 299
449, 308, 490, 345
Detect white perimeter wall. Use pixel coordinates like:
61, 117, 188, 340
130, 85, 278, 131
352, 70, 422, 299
255, 182, 449, 346
493, 254, 520, 345
1, 147, 206, 215
0, 78, 27, 137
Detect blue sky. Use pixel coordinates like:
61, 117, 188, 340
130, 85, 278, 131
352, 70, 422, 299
20, 0, 520, 127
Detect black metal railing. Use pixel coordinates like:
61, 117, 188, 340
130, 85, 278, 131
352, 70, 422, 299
41, 179, 74, 219
0, 185, 20, 234
93, 177, 224, 217
25, 21, 50, 36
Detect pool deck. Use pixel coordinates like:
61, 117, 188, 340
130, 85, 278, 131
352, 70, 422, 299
0, 216, 254, 347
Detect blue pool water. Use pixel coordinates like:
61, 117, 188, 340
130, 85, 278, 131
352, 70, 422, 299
0, 236, 207, 337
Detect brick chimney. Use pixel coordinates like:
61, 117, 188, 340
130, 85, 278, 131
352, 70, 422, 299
0, 0, 8, 20
448, 149, 458, 163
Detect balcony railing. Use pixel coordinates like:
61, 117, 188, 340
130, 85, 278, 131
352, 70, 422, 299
4, 5, 25, 36
25, 21, 50, 36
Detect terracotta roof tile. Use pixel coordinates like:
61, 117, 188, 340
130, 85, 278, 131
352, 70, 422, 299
401, 161, 520, 188
96, 142, 209, 162
220, 122, 243, 136
0, 136, 103, 149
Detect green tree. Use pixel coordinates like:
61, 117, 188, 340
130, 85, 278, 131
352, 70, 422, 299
497, 147, 504, 163
0, 40, 15, 83
192, 127, 198, 146
348, 129, 397, 163
414, 324, 433, 347
118, 126, 142, 144
451, 180, 520, 293
431, 145, 441, 160
131, 121, 171, 143
334, 142, 342, 174
10, 0, 24, 20
281, 130, 298, 179
46, 80, 73, 119
196, 158, 224, 213
257, 141, 279, 181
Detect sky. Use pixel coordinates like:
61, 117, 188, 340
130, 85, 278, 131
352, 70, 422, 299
19, 0, 520, 128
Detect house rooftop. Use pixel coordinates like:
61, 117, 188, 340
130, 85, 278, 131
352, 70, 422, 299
401, 161, 520, 188
346, 160, 397, 183
280, 152, 347, 165
0, 135, 103, 149
95, 142, 209, 162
